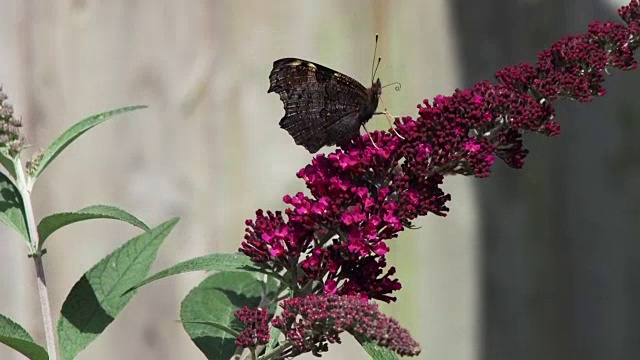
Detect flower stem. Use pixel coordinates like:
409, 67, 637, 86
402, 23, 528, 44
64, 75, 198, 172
33, 255, 57, 359
258, 341, 291, 360
14, 158, 58, 360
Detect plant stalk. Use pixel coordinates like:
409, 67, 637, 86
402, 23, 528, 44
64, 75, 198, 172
15, 158, 58, 360
33, 255, 57, 359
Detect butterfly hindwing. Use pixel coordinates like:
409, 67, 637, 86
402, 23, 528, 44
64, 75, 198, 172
268, 58, 371, 153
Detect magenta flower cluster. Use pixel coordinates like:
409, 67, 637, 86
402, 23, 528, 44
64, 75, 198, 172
242, 0, 640, 303
233, 295, 421, 357
234, 306, 271, 348
270, 294, 421, 357
236, 1, 640, 356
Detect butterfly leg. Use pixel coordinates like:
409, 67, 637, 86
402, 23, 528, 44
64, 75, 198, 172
361, 123, 379, 149
378, 97, 406, 140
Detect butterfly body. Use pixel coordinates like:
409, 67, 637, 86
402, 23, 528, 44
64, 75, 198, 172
268, 58, 381, 153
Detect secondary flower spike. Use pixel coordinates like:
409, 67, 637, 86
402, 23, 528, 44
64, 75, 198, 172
241, 1, 640, 303
0, 87, 24, 157
271, 294, 421, 357
234, 306, 271, 348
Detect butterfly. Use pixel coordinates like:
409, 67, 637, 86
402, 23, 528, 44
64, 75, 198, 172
268, 36, 400, 153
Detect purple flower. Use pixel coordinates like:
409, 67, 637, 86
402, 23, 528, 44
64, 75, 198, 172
241, 1, 640, 304
271, 294, 421, 357
234, 306, 271, 348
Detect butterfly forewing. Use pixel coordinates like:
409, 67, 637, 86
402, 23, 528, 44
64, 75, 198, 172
268, 58, 377, 153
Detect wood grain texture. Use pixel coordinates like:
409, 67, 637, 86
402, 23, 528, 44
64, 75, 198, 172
0, 1, 476, 359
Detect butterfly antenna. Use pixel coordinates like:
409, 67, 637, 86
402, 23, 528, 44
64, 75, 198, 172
371, 33, 379, 82
373, 57, 382, 81
380, 96, 405, 140
362, 123, 379, 149
382, 82, 402, 92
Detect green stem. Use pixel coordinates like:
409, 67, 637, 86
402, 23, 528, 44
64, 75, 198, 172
258, 341, 291, 360
14, 158, 58, 360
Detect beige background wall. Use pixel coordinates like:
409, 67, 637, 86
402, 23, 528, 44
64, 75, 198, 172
0, 1, 478, 359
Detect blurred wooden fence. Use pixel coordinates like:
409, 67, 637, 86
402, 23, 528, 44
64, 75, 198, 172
0, 1, 477, 359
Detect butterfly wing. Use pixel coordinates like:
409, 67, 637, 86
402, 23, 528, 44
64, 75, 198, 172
268, 58, 370, 153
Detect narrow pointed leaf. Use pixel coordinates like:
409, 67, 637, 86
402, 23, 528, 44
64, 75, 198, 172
129, 253, 256, 292
180, 321, 240, 338
38, 204, 150, 248
180, 272, 278, 360
357, 336, 400, 360
57, 218, 178, 360
0, 171, 28, 242
265, 326, 282, 353
0, 314, 48, 360
32, 105, 147, 180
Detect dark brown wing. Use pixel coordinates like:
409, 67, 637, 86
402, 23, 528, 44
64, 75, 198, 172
268, 58, 370, 153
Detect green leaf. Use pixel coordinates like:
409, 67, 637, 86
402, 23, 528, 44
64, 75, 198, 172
129, 253, 256, 292
180, 321, 240, 338
357, 336, 400, 360
57, 218, 178, 360
180, 271, 277, 360
32, 105, 147, 180
0, 171, 28, 242
0, 151, 16, 179
37, 204, 150, 248
264, 326, 282, 353
0, 314, 48, 360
